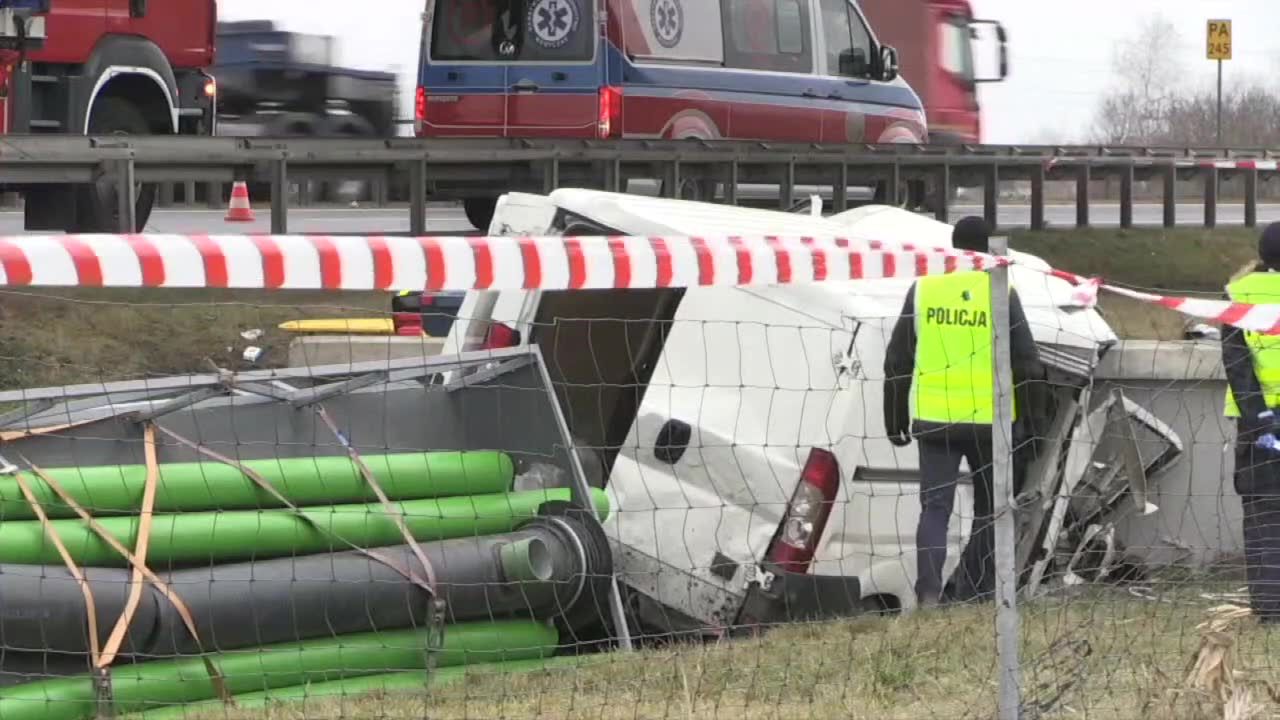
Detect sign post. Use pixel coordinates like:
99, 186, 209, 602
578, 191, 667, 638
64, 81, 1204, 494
1207, 19, 1232, 146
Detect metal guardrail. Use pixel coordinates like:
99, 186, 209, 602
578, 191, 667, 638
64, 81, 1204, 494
0, 135, 1273, 232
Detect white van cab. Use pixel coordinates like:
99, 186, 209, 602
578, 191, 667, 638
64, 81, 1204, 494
443, 189, 1124, 633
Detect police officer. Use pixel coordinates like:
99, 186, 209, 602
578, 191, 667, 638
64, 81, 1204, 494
1221, 222, 1280, 623
883, 217, 1042, 607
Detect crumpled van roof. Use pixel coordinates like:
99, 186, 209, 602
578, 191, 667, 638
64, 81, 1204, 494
546, 188, 1118, 365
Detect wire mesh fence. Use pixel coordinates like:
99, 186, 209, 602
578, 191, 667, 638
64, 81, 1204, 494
0, 256, 1273, 720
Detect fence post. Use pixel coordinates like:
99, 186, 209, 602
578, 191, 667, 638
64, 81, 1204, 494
990, 235, 1021, 720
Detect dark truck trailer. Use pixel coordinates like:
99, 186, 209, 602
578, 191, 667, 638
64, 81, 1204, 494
211, 20, 400, 202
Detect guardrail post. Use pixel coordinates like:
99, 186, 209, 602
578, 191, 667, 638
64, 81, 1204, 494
833, 163, 848, 213
1119, 163, 1134, 229
724, 160, 739, 206
112, 159, 136, 233
983, 164, 999, 229
1245, 167, 1258, 228
934, 165, 950, 223
270, 159, 288, 235
410, 159, 427, 237
1030, 163, 1046, 231
542, 157, 560, 194
183, 181, 196, 207
1075, 165, 1090, 228
779, 159, 795, 210
206, 182, 222, 210
1203, 165, 1218, 229
158, 182, 174, 208
661, 160, 679, 199
885, 164, 901, 206
604, 158, 622, 193
1161, 164, 1176, 228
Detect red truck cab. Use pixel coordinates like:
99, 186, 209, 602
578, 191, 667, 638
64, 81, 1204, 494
858, 0, 1006, 144
0, 1, 217, 232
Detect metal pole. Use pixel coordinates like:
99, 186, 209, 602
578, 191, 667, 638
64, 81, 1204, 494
113, 159, 136, 233
270, 159, 288, 235
1217, 59, 1223, 146
990, 235, 1021, 720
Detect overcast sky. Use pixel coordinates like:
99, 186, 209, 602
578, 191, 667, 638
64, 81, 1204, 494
217, 0, 1280, 144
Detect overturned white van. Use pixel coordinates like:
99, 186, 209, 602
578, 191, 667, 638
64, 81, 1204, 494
444, 189, 1180, 635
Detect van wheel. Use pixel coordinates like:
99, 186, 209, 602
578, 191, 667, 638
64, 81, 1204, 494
463, 197, 498, 232
74, 97, 156, 232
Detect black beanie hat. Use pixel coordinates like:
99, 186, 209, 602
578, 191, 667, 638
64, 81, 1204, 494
952, 216, 991, 253
1260, 223, 1280, 269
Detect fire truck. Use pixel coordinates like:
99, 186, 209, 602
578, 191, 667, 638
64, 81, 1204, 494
1, 0, 216, 232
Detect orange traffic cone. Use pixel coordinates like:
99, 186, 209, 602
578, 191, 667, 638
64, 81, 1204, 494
225, 181, 255, 222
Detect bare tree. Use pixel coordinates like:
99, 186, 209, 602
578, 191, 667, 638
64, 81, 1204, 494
1090, 14, 1185, 145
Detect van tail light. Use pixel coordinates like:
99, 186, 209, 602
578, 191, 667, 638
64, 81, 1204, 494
393, 312, 424, 336
415, 86, 427, 136
598, 86, 622, 139
482, 323, 522, 350
765, 448, 841, 574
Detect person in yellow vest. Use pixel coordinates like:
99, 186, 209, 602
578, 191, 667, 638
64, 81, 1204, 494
883, 217, 1043, 608
1221, 223, 1280, 623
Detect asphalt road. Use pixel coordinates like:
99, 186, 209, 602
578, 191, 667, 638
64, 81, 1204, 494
0, 201, 1274, 235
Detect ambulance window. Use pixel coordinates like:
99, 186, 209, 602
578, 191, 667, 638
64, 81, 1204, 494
722, 0, 813, 73
430, 0, 596, 62
820, 0, 873, 78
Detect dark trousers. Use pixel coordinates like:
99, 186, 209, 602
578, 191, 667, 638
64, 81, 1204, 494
916, 428, 995, 604
1235, 429, 1280, 621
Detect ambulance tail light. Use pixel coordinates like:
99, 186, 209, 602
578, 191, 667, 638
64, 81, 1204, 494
598, 86, 622, 139
764, 448, 841, 574
414, 86, 427, 136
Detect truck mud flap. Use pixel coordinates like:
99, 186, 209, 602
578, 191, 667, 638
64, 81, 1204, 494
736, 566, 863, 627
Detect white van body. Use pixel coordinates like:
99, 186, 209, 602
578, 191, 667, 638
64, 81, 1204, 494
446, 189, 1122, 629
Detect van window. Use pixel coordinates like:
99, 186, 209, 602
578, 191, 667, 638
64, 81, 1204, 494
430, 0, 595, 63
722, 0, 813, 73
820, 0, 873, 78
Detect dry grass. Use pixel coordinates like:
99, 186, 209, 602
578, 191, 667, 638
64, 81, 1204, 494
0, 289, 389, 390
162, 588, 1278, 720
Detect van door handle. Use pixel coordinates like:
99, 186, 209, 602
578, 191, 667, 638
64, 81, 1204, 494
511, 79, 540, 93
552, 71, 568, 82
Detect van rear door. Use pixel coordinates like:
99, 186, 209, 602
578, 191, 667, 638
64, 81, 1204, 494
420, 0, 603, 138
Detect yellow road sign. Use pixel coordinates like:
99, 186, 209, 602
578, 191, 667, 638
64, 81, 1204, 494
1207, 19, 1232, 60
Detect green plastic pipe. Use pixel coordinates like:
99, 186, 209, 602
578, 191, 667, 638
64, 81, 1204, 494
0, 488, 610, 566
137, 656, 595, 719
0, 452, 516, 521
0, 620, 559, 720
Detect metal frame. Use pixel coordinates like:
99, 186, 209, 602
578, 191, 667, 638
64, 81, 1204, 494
0, 346, 635, 649
0, 135, 1273, 231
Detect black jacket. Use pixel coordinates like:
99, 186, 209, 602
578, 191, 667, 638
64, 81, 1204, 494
884, 281, 1043, 438
1223, 321, 1273, 439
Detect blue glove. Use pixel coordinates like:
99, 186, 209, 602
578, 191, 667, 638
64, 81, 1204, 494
1257, 433, 1280, 454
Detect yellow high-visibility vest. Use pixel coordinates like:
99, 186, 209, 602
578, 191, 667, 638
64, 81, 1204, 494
911, 271, 1014, 425
1223, 272, 1280, 417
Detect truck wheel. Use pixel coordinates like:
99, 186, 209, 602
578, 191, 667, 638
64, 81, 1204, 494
73, 97, 157, 233
463, 197, 498, 232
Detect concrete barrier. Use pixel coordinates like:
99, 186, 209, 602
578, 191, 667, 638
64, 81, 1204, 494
1095, 340, 1242, 567
287, 335, 446, 368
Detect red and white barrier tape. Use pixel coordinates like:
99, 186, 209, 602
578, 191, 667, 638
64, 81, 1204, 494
0, 234, 1004, 291
0, 232, 1269, 334
1045, 268, 1280, 335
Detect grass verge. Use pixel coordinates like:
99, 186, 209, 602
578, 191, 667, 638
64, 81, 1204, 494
1011, 227, 1256, 340
162, 588, 1276, 720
